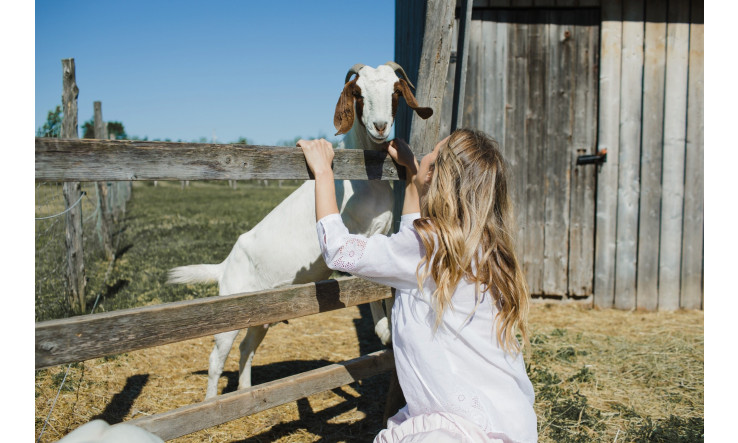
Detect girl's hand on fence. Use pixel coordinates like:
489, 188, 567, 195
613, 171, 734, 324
386, 139, 418, 176
298, 139, 335, 178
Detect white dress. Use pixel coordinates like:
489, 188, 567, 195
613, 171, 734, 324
316, 213, 538, 443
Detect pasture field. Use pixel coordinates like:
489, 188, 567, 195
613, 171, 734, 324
35, 181, 704, 442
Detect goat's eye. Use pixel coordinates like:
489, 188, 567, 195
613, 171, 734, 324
352, 91, 362, 98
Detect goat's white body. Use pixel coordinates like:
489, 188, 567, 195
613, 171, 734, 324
169, 122, 395, 399
169, 65, 416, 399
56, 420, 164, 443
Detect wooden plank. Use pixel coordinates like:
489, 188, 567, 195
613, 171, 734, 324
520, 10, 550, 294
462, 12, 483, 129
35, 277, 392, 369
130, 350, 395, 441
439, 16, 459, 139
568, 9, 599, 297
498, 11, 541, 294
482, 10, 507, 145
450, 0, 473, 131
680, 1, 704, 309
658, 0, 690, 311
408, 0, 455, 157
60, 58, 86, 314
613, 0, 644, 309
543, 10, 572, 296
636, 0, 667, 311
594, 0, 622, 308
35, 138, 403, 182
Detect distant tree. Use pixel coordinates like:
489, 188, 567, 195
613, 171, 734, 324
107, 122, 127, 139
36, 105, 63, 137
235, 137, 250, 144
81, 118, 95, 138
81, 118, 128, 139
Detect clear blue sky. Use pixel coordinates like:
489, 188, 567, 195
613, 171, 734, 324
35, 0, 395, 145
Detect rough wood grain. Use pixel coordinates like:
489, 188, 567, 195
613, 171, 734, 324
520, 11, 543, 294
680, 1, 703, 310
594, 1, 622, 308
129, 350, 395, 441
613, 0, 644, 309
543, 10, 572, 296
462, 10, 483, 130
450, 0, 473, 131
568, 10, 598, 297
35, 277, 392, 369
658, 0, 690, 311
408, 0, 455, 157
35, 138, 403, 182
636, 0, 667, 311
61, 58, 86, 314
93, 101, 114, 261
439, 16, 459, 139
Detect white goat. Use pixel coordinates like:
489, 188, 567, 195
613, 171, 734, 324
168, 62, 433, 399
56, 420, 163, 443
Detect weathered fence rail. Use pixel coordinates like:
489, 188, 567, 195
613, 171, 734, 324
36, 277, 391, 369
128, 349, 395, 441
35, 138, 404, 182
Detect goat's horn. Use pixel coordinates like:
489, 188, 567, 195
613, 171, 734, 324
385, 61, 415, 89
345, 63, 365, 84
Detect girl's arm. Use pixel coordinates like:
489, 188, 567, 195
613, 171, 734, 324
297, 138, 339, 221
386, 139, 420, 215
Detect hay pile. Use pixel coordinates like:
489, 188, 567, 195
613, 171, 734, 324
36, 302, 703, 442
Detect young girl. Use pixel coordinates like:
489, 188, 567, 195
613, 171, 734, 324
298, 129, 537, 443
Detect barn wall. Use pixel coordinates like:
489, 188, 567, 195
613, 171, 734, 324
594, 0, 703, 311
397, 0, 703, 311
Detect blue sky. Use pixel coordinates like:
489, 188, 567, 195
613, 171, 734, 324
35, 0, 395, 145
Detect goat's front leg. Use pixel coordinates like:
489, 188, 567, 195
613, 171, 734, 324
369, 299, 392, 346
207, 329, 240, 399
237, 324, 270, 390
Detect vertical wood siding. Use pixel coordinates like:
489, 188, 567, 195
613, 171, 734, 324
410, 0, 703, 309
595, 0, 702, 310
680, 1, 703, 310
657, 0, 690, 310
613, 0, 644, 310
636, 0, 668, 311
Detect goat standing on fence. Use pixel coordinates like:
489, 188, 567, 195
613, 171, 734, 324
168, 62, 433, 399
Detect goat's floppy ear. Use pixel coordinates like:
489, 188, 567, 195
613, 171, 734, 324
395, 79, 433, 120
334, 79, 359, 135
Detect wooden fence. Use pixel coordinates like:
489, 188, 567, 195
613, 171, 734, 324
34, 134, 408, 440
36, 2, 455, 440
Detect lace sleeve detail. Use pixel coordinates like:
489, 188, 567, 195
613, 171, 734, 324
316, 213, 424, 290
317, 214, 368, 273
329, 237, 367, 272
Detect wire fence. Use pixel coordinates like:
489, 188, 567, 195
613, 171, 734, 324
35, 181, 131, 321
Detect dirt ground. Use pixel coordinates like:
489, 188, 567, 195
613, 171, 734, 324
35, 302, 703, 442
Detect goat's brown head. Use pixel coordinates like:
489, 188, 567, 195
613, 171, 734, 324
333, 62, 433, 142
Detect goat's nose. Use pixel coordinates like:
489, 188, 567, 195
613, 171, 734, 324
374, 122, 388, 133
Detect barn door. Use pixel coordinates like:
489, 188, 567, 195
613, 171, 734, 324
452, 7, 600, 297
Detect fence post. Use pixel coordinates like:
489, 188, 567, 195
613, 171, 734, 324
94, 101, 115, 260
61, 58, 86, 314
389, 0, 455, 424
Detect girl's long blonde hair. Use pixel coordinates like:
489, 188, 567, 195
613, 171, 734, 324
413, 128, 530, 354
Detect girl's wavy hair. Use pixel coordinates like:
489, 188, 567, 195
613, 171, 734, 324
413, 128, 530, 354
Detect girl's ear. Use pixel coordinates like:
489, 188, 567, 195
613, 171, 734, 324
334, 79, 360, 135
395, 79, 434, 120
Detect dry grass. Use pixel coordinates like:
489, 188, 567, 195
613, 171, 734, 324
35, 302, 703, 442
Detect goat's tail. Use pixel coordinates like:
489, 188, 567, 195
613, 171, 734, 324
167, 263, 223, 285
